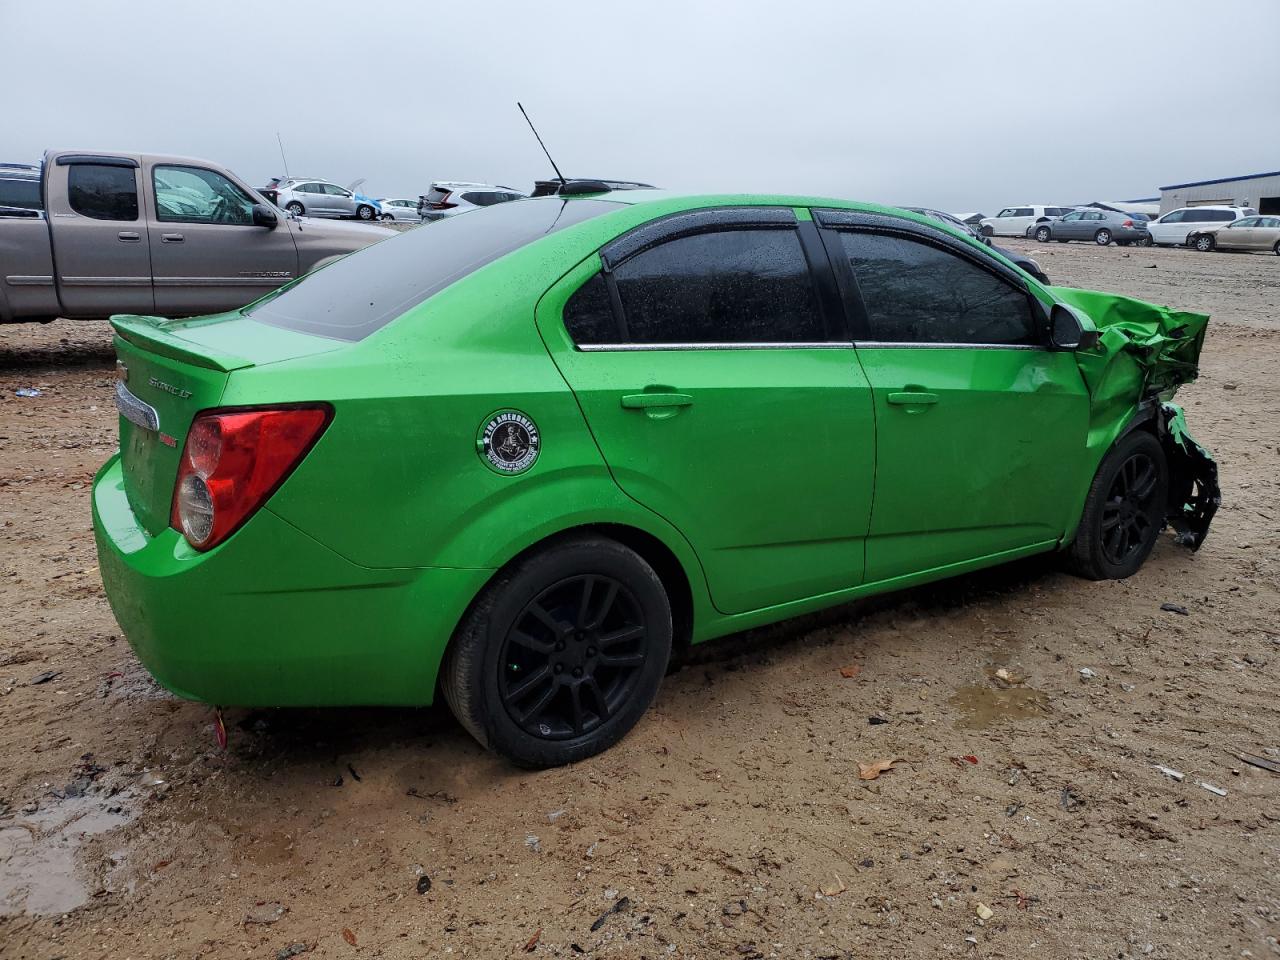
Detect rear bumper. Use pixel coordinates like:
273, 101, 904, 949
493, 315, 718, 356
91, 455, 492, 706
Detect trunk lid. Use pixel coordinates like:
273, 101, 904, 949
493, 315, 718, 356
110, 313, 341, 535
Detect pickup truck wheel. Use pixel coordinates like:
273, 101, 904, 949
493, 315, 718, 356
1067, 431, 1168, 581
441, 535, 672, 768
285, 201, 304, 216
1034, 226, 1051, 242
356, 204, 375, 221
1094, 229, 1112, 246
1192, 234, 1215, 252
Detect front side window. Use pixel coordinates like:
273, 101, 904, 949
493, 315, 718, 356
1161, 210, 1185, 223
153, 165, 254, 224
609, 228, 825, 344
837, 231, 1037, 346
67, 164, 138, 221
996, 208, 1016, 218
1230, 217, 1258, 228
1062, 211, 1083, 221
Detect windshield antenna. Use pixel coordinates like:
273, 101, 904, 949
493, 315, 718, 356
517, 102, 566, 187
276, 131, 291, 179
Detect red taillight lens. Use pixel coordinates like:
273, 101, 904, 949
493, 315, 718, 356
429, 191, 456, 210
1123, 219, 1135, 227
170, 405, 330, 550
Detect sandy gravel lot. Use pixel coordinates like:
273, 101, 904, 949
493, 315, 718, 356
1, 240, 1277, 960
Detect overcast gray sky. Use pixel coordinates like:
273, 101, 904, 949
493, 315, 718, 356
5, 0, 1279, 213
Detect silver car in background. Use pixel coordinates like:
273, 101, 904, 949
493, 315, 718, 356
377, 198, 420, 222
416, 182, 526, 222
1030, 208, 1151, 246
269, 178, 381, 221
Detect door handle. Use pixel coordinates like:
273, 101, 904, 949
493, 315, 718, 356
161, 233, 185, 243
887, 391, 939, 406
117, 231, 141, 242
621, 392, 694, 410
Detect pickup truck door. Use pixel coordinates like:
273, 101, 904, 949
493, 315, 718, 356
47, 155, 155, 316
146, 161, 299, 316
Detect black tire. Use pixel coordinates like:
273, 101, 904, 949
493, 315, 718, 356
441, 536, 672, 768
1094, 229, 1112, 246
1034, 225, 1052, 243
1137, 235, 1153, 247
285, 201, 305, 216
1067, 431, 1168, 581
1191, 233, 1215, 252
380, 213, 394, 221
356, 204, 375, 221
1274, 241, 1280, 256
1117, 240, 1131, 247
980, 224, 994, 237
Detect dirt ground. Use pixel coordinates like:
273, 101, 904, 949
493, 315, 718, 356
1, 240, 1277, 960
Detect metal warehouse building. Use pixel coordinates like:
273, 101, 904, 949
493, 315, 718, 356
1159, 170, 1280, 215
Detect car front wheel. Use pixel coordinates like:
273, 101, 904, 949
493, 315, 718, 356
1193, 234, 1215, 252
1094, 229, 1112, 245
285, 201, 304, 216
1137, 235, 1153, 247
1034, 226, 1052, 242
441, 535, 673, 768
356, 204, 375, 220
1067, 431, 1168, 581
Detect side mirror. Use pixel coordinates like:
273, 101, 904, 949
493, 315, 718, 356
1049, 303, 1100, 351
251, 203, 278, 229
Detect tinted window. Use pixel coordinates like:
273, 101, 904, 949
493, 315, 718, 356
1046, 207, 1069, 216
837, 231, 1036, 345
249, 197, 624, 341
0, 176, 41, 210
563, 272, 617, 345
1013, 208, 1034, 217
153, 165, 254, 224
611, 228, 824, 344
67, 164, 138, 221
1262, 217, 1280, 228
1210, 210, 1235, 221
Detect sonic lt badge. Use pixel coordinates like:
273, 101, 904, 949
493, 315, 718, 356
479, 411, 540, 474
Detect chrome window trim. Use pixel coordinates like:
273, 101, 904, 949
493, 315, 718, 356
113, 381, 159, 432
853, 341, 1044, 351
578, 341, 853, 352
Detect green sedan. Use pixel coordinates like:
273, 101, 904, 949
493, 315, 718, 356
93, 188, 1220, 767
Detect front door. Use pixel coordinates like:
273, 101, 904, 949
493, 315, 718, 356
1057, 210, 1086, 239
47, 157, 154, 316
537, 209, 876, 615
147, 162, 299, 316
817, 215, 1090, 583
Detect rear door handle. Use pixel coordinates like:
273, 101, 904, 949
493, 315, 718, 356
117, 231, 141, 242
621, 392, 694, 410
887, 391, 939, 406
161, 233, 185, 243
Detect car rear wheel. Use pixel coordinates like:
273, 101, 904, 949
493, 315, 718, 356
1274, 241, 1280, 256
1192, 234, 1215, 252
1034, 226, 1052, 242
285, 201, 304, 216
1094, 229, 1112, 246
1137, 235, 1153, 247
980, 224, 994, 237
380, 213, 394, 221
356, 204, 375, 221
1066, 431, 1168, 581
441, 535, 672, 768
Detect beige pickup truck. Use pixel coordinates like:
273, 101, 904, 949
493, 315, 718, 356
0, 149, 395, 324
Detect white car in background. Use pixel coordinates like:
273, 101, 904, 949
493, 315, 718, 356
979, 205, 1074, 237
377, 198, 420, 222
1146, 205, 1258, 247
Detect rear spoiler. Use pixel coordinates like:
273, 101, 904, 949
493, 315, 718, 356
110, 314, 255, 373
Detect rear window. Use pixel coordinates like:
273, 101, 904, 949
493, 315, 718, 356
248, 198, 624, 341
0, 176, 41, 210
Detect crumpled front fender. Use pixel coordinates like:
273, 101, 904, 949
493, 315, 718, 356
1048, 286, 1219, 550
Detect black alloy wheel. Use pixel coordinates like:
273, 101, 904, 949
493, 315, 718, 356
498, 574, 648, 739
1099, 452, 1160, 567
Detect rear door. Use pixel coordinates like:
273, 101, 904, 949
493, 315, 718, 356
536, 207, 876, 615
47, 155, 154, 316
815, 210, 1090, 582
147, 162, 298, 316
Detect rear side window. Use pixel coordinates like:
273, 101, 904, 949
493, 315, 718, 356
610, 228, 825, 344
563, 272, 617, 345
0, 176, 41, 210
1210, 210, 1235, 221
249, 198, 624, 341
1013, 207, 1034, 217
837, 231, 1036, 345
67, 164, 138, 221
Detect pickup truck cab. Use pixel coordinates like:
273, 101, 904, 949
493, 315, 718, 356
0, 150, 395, 324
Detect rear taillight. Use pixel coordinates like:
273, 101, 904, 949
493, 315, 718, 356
170, 406, 330, 550
1122, 219, 1135, 227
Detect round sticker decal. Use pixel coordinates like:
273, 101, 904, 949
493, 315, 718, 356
480, 411, 540, 474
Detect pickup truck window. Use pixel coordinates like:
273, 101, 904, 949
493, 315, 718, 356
68, 164, 138, 221
153, 165, 254, 225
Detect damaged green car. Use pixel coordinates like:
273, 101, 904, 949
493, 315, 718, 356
93, 191, 1219, 768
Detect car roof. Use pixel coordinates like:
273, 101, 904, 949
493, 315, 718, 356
432, 181, 520, 190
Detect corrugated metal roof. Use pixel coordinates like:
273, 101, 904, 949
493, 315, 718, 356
1160, 171, 1280, 190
